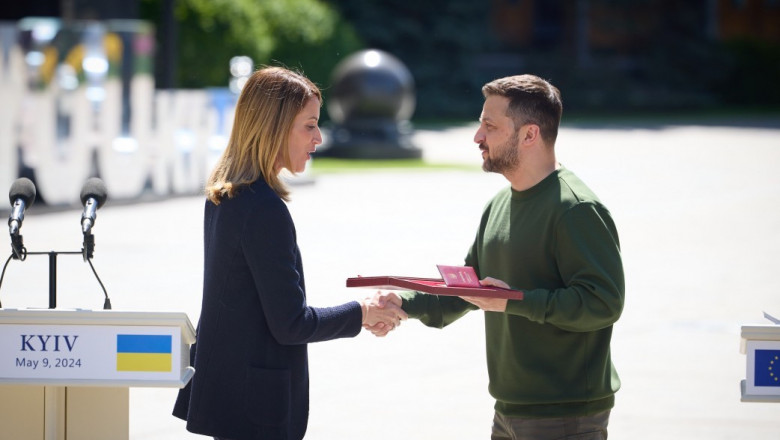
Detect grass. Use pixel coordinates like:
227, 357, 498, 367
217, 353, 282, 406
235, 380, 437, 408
309, 157, 478, 175
415, 107, 780, 129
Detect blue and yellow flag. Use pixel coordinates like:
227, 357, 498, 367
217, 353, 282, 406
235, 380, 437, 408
754, 349, 780, 387
116, 334, 172, 372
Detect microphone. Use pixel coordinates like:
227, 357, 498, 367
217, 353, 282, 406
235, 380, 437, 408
79, 178, 108, 235
79, 178, 111, 309
8, 178, 36, 236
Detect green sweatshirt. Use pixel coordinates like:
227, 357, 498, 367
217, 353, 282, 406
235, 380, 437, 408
402, 167, 624, 418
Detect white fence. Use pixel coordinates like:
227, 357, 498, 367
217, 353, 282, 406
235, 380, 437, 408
0, 18, 236, 205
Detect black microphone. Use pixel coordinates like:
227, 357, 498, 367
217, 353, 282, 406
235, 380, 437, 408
8, 177, 36, 236
79, 178, 108, 235
79, 178, 111, 308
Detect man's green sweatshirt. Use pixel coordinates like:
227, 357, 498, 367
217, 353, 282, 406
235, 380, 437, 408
402, 167, 625, 418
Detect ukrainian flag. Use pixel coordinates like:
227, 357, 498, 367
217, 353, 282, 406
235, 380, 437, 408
116, 334, 172, 372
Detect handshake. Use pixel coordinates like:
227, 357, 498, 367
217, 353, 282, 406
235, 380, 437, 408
360, 291, 407, 337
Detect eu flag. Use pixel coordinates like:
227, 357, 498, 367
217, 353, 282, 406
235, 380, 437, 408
754, 349, 780, 387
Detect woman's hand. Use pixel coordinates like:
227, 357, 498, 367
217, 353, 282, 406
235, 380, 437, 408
361, 291, 407, 337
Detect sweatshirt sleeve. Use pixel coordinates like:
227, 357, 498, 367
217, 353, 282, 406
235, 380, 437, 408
243, 198, 362, 344
400, 228, 481, 328
505, 202, 625, 332
400, 291, 477, 329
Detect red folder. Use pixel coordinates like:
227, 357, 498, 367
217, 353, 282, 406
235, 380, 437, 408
346, 276, 524, 300
436, 265, 481, 287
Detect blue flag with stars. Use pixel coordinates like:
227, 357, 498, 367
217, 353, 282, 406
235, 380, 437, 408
755, 349, 780, 387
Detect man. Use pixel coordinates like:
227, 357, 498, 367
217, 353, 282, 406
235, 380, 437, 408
371, 74, 624, 439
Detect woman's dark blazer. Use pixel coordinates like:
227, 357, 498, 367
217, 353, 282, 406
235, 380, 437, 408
173, 179, 362, 440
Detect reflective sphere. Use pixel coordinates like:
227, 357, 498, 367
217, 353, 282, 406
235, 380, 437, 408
327, 49, 415, 124
322, 49, 420, 159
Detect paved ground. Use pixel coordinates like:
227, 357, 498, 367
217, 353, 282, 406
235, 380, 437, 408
1, 122, 779, 438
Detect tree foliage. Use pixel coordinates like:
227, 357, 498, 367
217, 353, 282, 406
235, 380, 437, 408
141, 0, 363, 89
325, 0, 497, 119
140, 0, 779, 116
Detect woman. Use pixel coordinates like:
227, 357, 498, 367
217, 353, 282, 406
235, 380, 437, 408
173, 66, 406, 440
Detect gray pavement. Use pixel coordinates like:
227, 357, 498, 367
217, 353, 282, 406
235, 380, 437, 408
2, 122, 779, 438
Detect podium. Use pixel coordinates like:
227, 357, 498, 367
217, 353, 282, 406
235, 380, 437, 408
0, 309, 195, 439
740, 323, 780, 402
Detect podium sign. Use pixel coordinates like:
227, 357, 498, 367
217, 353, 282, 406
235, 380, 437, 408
0, 309, 194, 387
0, 309, 196, 440
740, 324, 780, 402
0, 324, 182, 385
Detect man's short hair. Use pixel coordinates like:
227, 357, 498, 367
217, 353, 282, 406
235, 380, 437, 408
482, 74, 562, 146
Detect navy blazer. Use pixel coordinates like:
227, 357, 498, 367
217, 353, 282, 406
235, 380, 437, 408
173, 179, 362, 440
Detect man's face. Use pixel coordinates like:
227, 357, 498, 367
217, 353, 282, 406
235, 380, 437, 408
474, 95, 521, 174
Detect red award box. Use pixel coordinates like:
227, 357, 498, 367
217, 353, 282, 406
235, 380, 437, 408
346, 276, 524, 300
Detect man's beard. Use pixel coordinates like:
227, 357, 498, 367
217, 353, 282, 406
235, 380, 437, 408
482, 130, 520, 174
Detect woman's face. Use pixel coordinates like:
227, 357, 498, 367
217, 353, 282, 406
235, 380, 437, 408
286, 97, 322, 173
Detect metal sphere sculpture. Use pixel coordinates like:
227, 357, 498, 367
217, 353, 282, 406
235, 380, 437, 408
322, 49, 421, 159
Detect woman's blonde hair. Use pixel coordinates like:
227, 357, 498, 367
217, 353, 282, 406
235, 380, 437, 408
205, 66, 322, 204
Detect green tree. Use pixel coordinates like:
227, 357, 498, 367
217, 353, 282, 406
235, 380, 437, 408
141, 0, 363, 89
327, 0, 496, 119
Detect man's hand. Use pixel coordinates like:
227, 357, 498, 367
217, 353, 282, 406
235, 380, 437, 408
361, 291, 407, 337
362, 291, 405, 337
460, 277, 510, 312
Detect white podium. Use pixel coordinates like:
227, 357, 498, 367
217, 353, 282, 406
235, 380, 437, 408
0, 309, 195, 439
740, 322, 780, 402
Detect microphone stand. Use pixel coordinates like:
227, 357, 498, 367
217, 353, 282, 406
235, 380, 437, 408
82, 231, 112, 310
0, 232, 27, 308
0, 236, 112, 310
10, 233, 25, 260
25, 249, 83, 309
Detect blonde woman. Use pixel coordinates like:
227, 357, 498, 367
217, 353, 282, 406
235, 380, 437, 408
173, 67, 406, 440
